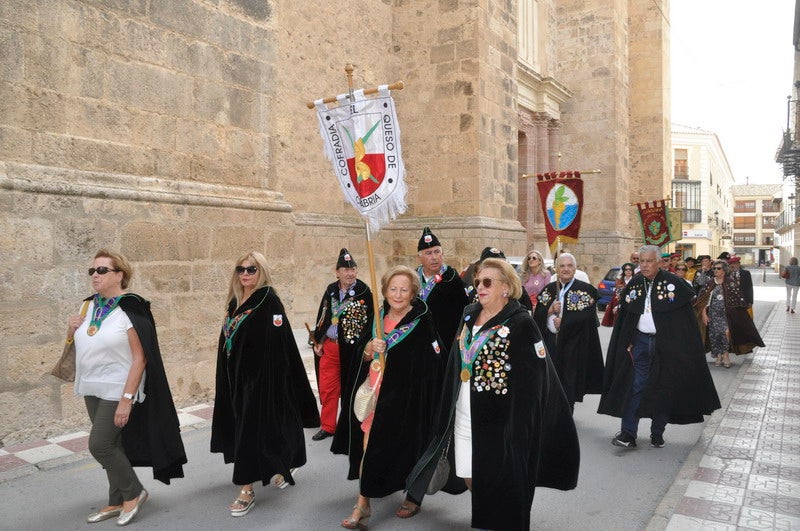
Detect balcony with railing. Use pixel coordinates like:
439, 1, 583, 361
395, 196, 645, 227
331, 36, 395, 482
775, 207, 797, 232
682, 209, 701, 223
761, 200, 781, 213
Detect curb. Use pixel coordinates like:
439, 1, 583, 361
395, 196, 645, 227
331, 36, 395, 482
645, 301, 779, 530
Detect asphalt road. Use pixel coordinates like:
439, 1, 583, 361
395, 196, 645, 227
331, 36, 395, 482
0, 268, 783, 531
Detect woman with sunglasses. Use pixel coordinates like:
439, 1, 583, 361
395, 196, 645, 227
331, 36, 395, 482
673, 260, 695, 292
211, 251, 320, 517
602, 262, 637, 327
520, 250, 550, 308
695, 260, 764, 368
67, 249, 186, 526
406, 259, 579, 530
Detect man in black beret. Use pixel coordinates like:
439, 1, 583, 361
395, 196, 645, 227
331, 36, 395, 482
312, 248, 373, 442
416, 227, 469, 353
692, 255, 713, 291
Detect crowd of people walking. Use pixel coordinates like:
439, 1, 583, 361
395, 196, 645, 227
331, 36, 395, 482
61, 235, 781, 529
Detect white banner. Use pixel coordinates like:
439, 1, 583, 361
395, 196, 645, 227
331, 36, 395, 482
315, 87, 407, 231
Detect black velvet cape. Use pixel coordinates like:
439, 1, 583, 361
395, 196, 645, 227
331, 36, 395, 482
344, 298, 443, 496
737, 268, 754, 306
418, 265, 469, 352
406, 300, 580, 531
115, 294, 187, 485
533, 279, 604, 407
693, 276, 764, 355
311, 279, 373, 455
598, 271, 721, 423
210, 286, 320, 486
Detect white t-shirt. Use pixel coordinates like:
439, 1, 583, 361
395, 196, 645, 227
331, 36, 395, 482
74, 303, 146, 402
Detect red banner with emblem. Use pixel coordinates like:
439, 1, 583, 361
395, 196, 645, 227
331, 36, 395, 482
636, 199, 673, 247
535, 171, 584, 253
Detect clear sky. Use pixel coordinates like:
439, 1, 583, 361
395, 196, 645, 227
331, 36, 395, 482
671, 0, 795, 185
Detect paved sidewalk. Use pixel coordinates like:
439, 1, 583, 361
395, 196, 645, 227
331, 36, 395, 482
0, 329, 319, 483
655, 303, 800, 530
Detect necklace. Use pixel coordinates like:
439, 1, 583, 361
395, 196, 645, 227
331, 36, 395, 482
459, 321, 508, 382
86, 294, 122, 336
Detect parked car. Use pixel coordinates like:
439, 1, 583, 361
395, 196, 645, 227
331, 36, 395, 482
596, 267, 620, 311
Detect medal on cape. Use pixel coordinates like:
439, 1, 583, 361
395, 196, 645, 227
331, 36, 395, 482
418, 265, 446, 301
86, 294, 122, 336
330, 285, 355, 327
458, 321, 507, 382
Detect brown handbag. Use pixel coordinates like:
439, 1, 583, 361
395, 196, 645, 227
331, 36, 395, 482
50, 300, 90, 382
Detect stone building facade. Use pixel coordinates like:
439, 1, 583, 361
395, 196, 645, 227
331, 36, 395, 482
0, 0, 670, 442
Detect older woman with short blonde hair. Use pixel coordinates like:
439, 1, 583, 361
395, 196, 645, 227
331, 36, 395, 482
406, 259, 579, 530
341, 265, 443, 528
68, 249, 186, 526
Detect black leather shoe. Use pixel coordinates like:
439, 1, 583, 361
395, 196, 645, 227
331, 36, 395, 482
612, 431, 637, 448
311, 429, 333, 441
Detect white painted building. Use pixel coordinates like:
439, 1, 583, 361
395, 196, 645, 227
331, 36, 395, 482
671, 124, 735, 260
731, 184, 783, 265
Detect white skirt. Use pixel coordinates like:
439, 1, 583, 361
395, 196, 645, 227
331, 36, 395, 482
454, 381, 472, 478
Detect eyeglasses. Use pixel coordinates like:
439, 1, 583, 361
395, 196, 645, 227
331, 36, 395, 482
528, 256, 538, 261
623, 268, 633, 272
473, 278, 500, 289
676, 267, 687, 271
712, 266, 724, 270
236, 265, 259, 275
88, 267, 118, 276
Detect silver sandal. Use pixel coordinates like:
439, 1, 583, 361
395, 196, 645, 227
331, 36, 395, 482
230, 488, 255, 517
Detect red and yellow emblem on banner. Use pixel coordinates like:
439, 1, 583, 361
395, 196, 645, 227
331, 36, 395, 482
636, 200, 673, 247
535, 171, 584, 253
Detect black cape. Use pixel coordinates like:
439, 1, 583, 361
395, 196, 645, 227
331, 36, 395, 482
736, 268, 754, 306
210, 286, 320, 486
418, 265, 469, 351
346, 298, 443, 495
532, 279, 604, 407
598, 271, 721, 423
693, 276, 764, 355
406, 300, 580, 531
311, 279, 373, 455
116, 294, 187, 485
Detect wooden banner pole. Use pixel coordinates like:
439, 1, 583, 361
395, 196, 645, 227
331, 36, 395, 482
307, 80, 405, 109
520, 170, 601, 179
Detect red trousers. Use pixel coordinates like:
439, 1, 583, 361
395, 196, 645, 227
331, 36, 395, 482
318, 338, 341, 433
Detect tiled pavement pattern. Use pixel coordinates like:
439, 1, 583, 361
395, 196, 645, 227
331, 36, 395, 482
0, 334, 319, 482
666, 305, 800, 530
0, 403, 215, 476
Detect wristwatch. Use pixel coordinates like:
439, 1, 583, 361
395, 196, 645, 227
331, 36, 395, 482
122, 392, 134, 401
